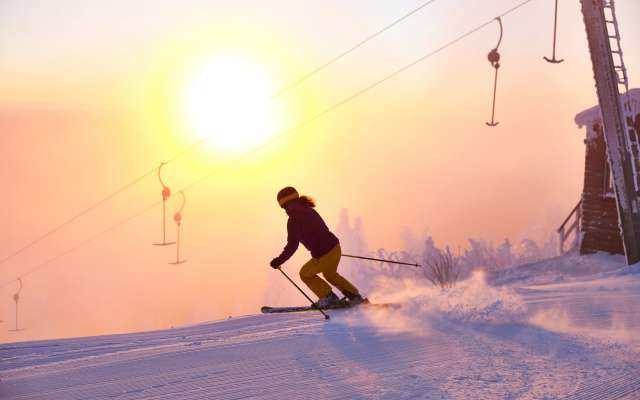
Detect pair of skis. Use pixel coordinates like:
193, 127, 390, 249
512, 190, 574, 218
261, 300, 397, 314
269, 261, 409, 318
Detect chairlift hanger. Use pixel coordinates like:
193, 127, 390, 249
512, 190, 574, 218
544, 0, 564, 64
9, 278, 24, 332
153, 162, 176, 246
486, 17, 503, 127
169, 191, 187, 265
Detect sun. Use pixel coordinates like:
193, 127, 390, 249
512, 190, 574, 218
180, 55, 281, 153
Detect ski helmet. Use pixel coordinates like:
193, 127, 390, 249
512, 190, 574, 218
277, 186, 299, 208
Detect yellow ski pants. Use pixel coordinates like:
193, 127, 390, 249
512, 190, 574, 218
299, 244, 359, 298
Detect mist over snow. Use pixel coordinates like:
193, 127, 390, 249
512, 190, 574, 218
334, 208, 563, 291
0, 207, 624, 345
3, 246, 640, 399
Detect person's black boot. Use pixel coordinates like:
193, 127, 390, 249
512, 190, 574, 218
316, 292, 341, 308
343, 291, 368, 306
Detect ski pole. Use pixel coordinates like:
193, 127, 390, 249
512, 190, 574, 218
277, 268, 330, 320
342, 254, 422, 268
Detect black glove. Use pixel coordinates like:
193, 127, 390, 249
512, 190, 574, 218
270, 258, 282, 269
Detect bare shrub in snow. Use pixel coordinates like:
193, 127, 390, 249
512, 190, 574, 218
424, 249, 460, 289
334, 209, 559, 289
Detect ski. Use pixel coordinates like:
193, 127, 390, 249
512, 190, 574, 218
261, 304, 347, 314
261, 301, 399, 314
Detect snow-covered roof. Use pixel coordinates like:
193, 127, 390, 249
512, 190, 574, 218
575, 88, 640, 129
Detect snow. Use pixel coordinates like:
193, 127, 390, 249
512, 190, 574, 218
575, 88, 640, 147
488, 252, 626, 286
575, 88, 640, 130
2, 254, 640, 399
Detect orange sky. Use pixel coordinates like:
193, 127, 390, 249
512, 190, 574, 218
1, 0, 639, 342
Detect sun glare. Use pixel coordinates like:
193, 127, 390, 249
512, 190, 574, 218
181, 56, 281, 153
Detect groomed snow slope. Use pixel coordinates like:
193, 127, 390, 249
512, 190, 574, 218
2, 255, 640, 399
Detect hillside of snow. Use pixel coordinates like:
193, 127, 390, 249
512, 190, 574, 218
2, 253, 640, 399
488, 252, 627, 286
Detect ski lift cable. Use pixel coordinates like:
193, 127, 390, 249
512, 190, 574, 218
0, 138, 206, 269
0, 2, 441, 268
0, 0, 537, 290
272, 0, 439, 98
0, 169, 155, 267
0, 203, 160, 290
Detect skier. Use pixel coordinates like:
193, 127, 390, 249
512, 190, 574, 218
270, 186, 365, 308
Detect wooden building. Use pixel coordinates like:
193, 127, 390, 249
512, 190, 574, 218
560, 89, 640, 255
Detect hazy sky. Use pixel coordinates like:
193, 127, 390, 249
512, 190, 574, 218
2, 0, 639, 342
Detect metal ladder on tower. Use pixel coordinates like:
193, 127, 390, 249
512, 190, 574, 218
602, 0, 639, 192
602, 0, 629, 95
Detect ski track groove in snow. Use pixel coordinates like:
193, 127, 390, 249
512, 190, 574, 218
564, 370, 640, 400
140, 338, 460, 400
2, 273, 640, 399
102, 322, 463, 400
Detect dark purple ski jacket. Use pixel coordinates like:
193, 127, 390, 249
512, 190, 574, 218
273, 201, 339, 265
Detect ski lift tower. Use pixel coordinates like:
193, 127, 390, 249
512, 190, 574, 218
580, 0, 640, 264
